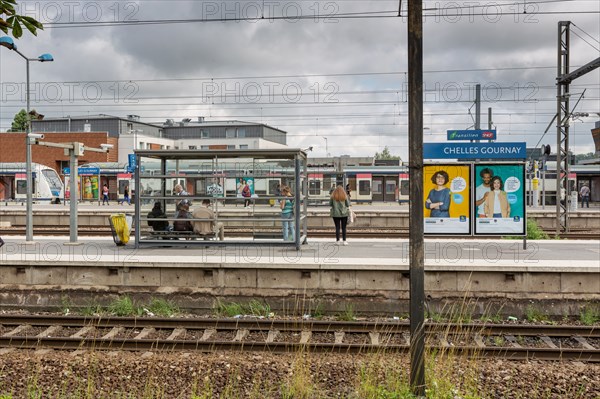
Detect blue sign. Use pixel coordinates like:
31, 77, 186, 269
128, 154, 136, 169
447, 130, 497, 140
424, 142, 526, 160
63, 167, 100, 175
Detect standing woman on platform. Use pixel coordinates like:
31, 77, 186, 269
330, 185, 350, 245
280, 185, 295, 241
102, 184, 110, 205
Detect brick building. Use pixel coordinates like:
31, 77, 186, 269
0, 132, 117, 173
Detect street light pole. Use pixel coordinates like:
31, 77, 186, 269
25, 54, 33, 241
323, 137, 329, 157
1, 37, 54, 242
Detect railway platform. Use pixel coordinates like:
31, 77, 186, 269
1, 202, 599, 231
0, 235, 598, 316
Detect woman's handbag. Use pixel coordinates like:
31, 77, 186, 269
349, 209, 356, 224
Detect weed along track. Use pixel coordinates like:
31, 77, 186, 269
1, 315, 598, 362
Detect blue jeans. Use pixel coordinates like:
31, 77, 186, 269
581, 195, 590, 208
282, 212, 294, 241
492, 213, 503, 218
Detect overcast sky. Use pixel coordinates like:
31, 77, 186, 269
1, 0, 598, 159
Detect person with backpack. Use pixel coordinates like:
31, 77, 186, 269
280, 185, 295, 241
242, 180, 252, 208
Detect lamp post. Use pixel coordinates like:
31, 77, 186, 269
323, 137, 329, 157
0, 36, 54, 242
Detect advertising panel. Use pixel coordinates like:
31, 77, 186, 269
237, 177, 255, 197
474, 164, 526, 235
423, 164, 471, 235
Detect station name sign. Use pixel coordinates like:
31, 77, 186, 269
63, 167, 100, 175
424, 142, 526, 160
447, 130, 497, 140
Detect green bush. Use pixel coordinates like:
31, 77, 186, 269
505, 219, 549, 240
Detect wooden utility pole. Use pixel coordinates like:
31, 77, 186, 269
408, 0, 426, 396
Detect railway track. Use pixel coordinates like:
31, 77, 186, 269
1, 315, 598, 362
2, 227, 598, 240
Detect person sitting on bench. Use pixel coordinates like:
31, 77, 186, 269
147, 202, 169, 231
173, 199, 193, 232
192, 199, 225, 240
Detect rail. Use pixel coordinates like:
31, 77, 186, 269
0, 315, 598, 362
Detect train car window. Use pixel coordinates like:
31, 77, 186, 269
309, 180, 321, 195
118, 180, 129, 193
42, 169, 63, 192
373, 179, 383, 194
386, 181, 396, 194
400, 181, 410, 196
268, 180, 280, 195
16, 180, 27, 195
359, 180, 371, 195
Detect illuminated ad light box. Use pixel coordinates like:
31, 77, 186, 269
473, 163, 526, 236
423, 164, 471, 235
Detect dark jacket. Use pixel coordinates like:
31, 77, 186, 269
147, 206, 169, 231
173, 210, 193, 231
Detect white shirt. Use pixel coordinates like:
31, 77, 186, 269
493, 191, 502, 214
476, 184, 491, 215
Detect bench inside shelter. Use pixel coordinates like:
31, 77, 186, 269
147, 229, 222, 241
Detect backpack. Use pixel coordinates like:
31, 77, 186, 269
242, 185, 251, 197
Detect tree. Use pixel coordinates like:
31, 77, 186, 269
375, 146, 401, 160
575, 152, 596, 163
1, 0, 43, 38
9, 109, 28, 132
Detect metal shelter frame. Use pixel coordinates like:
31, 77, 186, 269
133, 149, 308, 249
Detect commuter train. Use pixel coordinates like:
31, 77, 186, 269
0, 162, 64, 203
77, 161, 586, 205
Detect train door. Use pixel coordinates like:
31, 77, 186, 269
308, 174, 323, 202
356, 173, 372, 203
117, 173, 133, 202
398, 173, 409, 203
384, 177, 398, 202
14, 173, 32, 200
372, 177, 384, 202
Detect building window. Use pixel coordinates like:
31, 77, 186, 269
226, 128, 236, 138
59, 160, 69, 175
189, 145, 197, 150
139, 142, 145, 149
201, 145, 210, 150
239, 144, 249, 149
201, 130, 209, 138
237, 128, 246, 138
227, 145, 236, 150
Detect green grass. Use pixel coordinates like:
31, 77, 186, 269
107, 296, 143, 317
214, 299, 272, 318
580, 305, 600, 325
312, 302, 325, 319
146, 298, 180, 317
525, 305, 550, 323
336, 304, 356, 321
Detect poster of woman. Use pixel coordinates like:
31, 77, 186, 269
423, 164, 471, 235
474, 163, 525, 235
